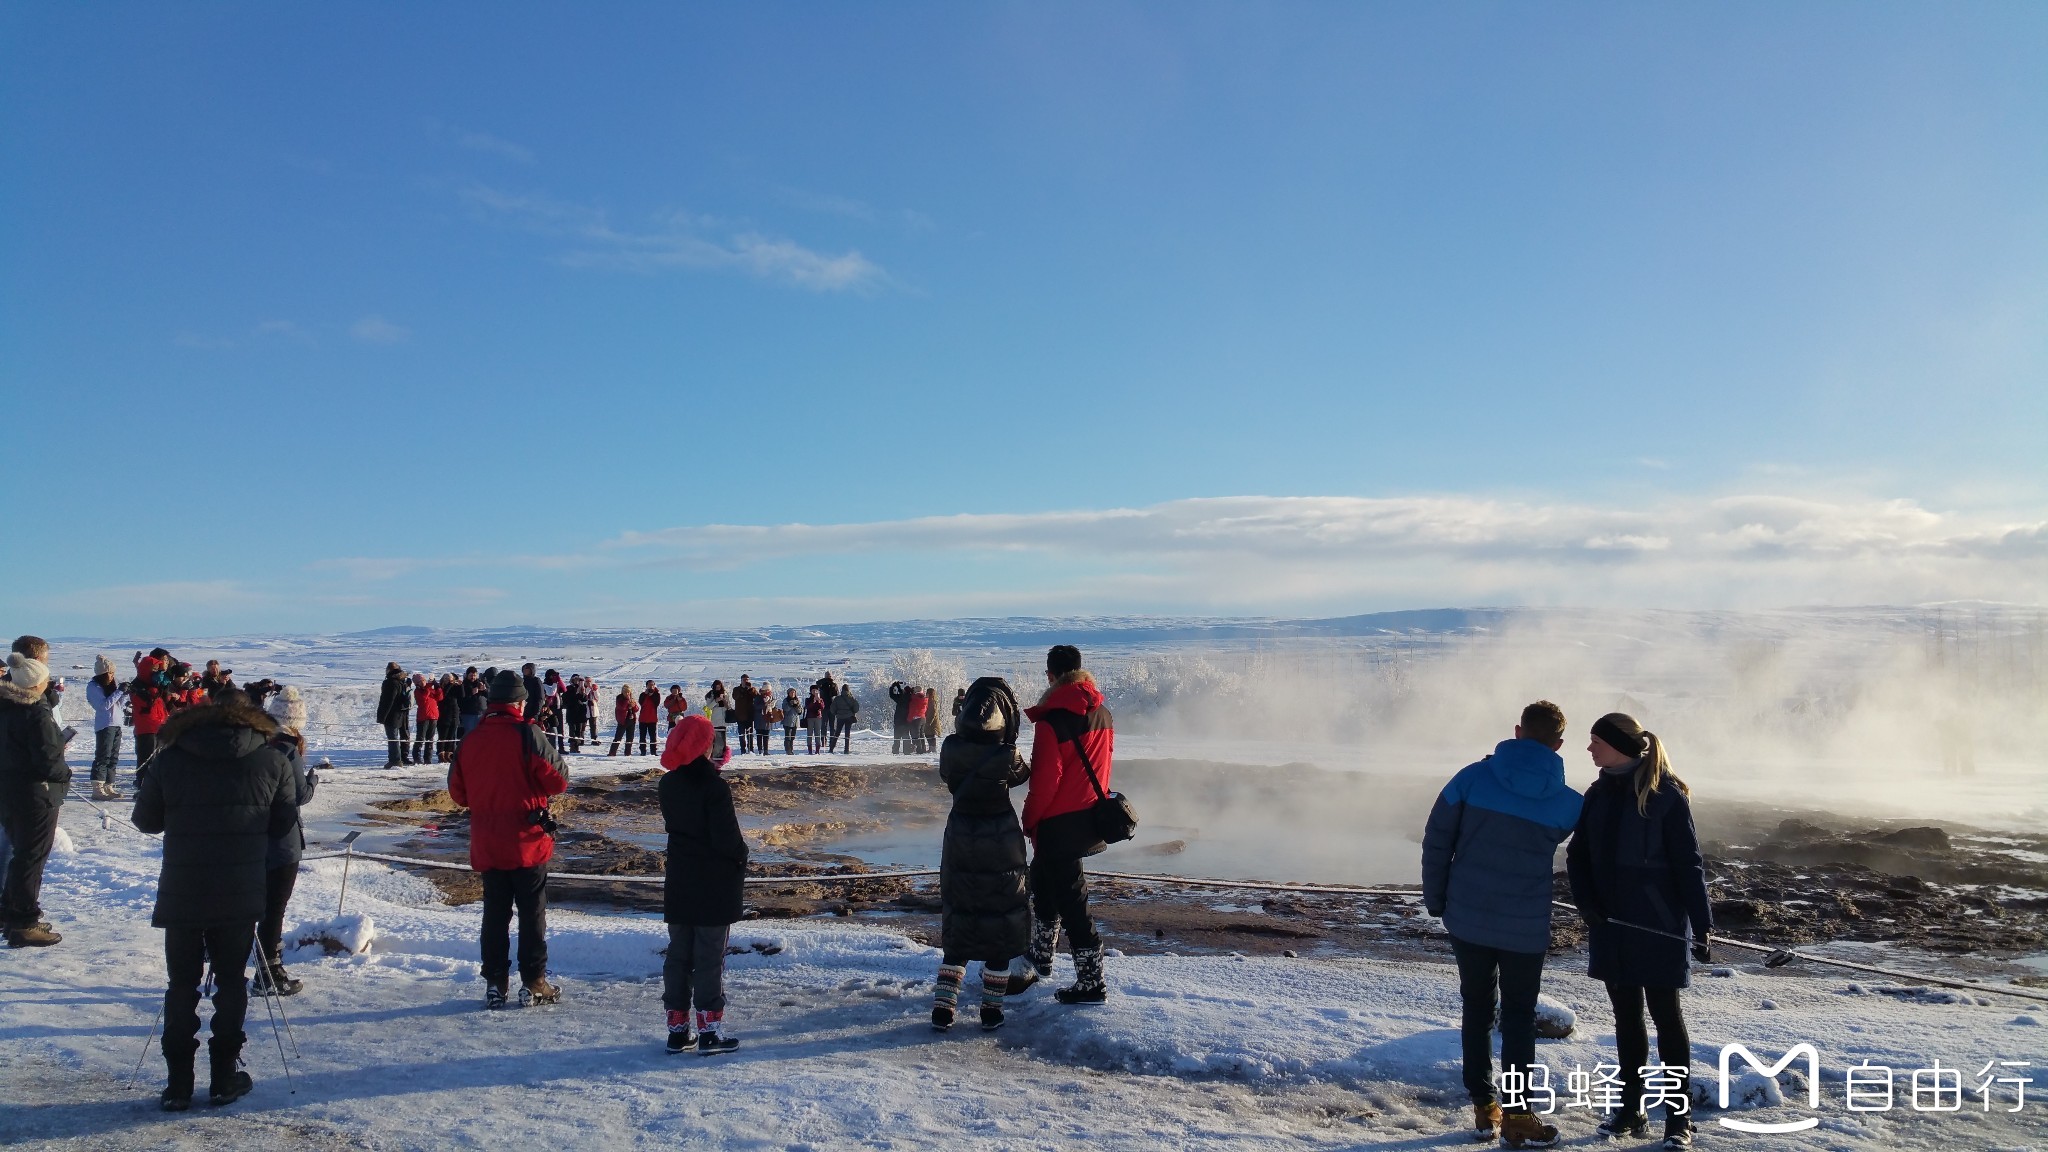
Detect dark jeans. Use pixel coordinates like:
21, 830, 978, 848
783, 727, 797, 754
610, 719, 632, 753
460, 712, 483, 737
439, 716, 460, 760
162, 921, 255, 1066
383, 717, 410, 765
638, 720, 658, 756
1450, 935, 1545, 1108
1029, 852, 1101, 951
258, 863, 298, 968
92, 727, 123, 786
135, 731, 159, 769
739, 725, 754, 753
662, 923, 729, 1015
0, 799, 61, 929
832, 719, 852, 752
479, 865, 548, 985
1607, 983, 1691, 1117
566, 713, 586, 753
753, 726, 770, 755
412, 717, 436, 763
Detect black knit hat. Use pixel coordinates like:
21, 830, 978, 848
488, 668, 527, 704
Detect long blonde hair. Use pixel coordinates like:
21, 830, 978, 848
1598, 712, 1688, 815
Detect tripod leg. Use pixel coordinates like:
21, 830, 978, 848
249, 934, 297, 1093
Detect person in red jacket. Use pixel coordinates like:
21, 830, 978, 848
412, 674, 442, 765
637, 680, 661, 756
608, 685, 635, 756
130, 655, 172, 768
1018, 645, 1115, 1005
448, 670, 569, 1008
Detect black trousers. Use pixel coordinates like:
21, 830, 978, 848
662, 923, 729, 1015
1607, 982, 1691, 1117
135, 731, 159, 768
566, 713, 586, 753
0, 799, 60, 929
610, 718, 632, 753
1451, 935, 1545, 1108
832, 719, 853, 752
1028, 852, 1100, 951
383, 717, 410, 765
258, 863, 298, 968
480, 866, 548, 985
162, 921, 255, 1065
412, 717, 436, 763
439, 716, 460, 759
638, 720, 658, 755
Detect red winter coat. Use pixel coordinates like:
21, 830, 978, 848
614, 695, 636, 725
637, 689, 660, 723
907, 693, 929, 722
416, 683, 442, 722
447, 705, 569, 870
1021, 672, 1115, 842
131, 657, 170, 735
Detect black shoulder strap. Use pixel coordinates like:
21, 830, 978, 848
1052, 710, 1109, 802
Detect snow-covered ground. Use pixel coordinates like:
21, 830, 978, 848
5, 772, 2046, 1149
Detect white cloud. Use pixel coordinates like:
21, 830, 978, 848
457, 130, 535, 165
350, 315, 410, 344
461, 184, 887, 293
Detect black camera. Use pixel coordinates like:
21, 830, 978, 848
529, 807, 559, 836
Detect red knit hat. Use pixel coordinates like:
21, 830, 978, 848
660, 714, 717, 770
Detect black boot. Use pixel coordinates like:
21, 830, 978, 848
208, 1049, 252, 1107
1054, 946, 1107, 1005
159, 1051, 195, 1112
253, 963, 302, 997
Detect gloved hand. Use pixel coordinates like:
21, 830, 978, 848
1424, 907, 1444, 920
1691, 943, 1712, 964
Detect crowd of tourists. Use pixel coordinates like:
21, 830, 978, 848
1, 634, 1709, 1147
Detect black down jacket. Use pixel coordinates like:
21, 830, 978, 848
660, 759, 749, 926
1566, 768, 1713, 989
132, 700, 297, 928
938, 735, 1032, 964
0, 677, 69, 811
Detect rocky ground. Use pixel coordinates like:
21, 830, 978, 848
350, 758, 2048, 981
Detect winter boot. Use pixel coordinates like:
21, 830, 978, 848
520, 976, 561, 1006
1054, 946, 1106, 1005
1596, 1111, 1649, 1139
932, 963, 964, 1031
159, 1051, 195, 1113
485, 980, 508, 1010
254, 964, 302, 997
1015, 920, 1059, 995
1661, 1115, 1695, 1150
665, 1009, 694, 1053
1471, 1101, 1502, 1142
207, 1050, 253, 1107
695, 1010, 740, 1056
979, 966, 1010, 1031
6, 923, 60, 948
1498, 1111, 1560, 1149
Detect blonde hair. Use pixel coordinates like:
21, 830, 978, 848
1599, 712, 1688, 815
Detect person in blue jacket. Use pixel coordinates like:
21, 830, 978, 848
1565, 714, 1711, 1151
1421, 701, 1582, 1149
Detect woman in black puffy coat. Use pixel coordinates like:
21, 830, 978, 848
1566, 713, 1712, 1150
932, 677, 1031, 1032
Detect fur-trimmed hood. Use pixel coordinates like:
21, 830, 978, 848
0, 677, 44, 708
160, 698, 280, 761
1027, 669, 1101, 719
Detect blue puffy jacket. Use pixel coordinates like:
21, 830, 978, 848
1421, 739, 1583, 954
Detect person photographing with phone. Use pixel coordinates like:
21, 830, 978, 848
0, 636, 70, 948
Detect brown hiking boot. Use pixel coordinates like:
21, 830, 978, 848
519, 977, 561, 1006
6, 924, 60, 948
1499, 1111, 1560, 1149
1471, 1101, 1502, 1141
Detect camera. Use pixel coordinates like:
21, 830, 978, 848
528, 806, 559, 836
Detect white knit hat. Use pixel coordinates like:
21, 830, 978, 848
94, 654, 115, 678
6, 653, 50, 691
265, 684, 307, 734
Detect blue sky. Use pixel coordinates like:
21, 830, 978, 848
4, 3, 2044, 635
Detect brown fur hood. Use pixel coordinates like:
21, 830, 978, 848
1033, 669, 1098, 710
160, 697, 280, 747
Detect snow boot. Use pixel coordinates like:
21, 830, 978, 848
932, 963, 964, 1030
695, 1010, 739, 1056
1471, 1101, 1502, 1141
207, 1051, 252, 1107
1596, 1111, 1649, 1139
1024, 914, 1056, 975
6, 923, 60, 948
485, 980, 508, 1010
1661, 1115, 1694, 1149
979, 966, 1009, 1031
1053, 946, 1106, 1005
665, 1009, 694, 1053
159, 1053, 195, 1113
253, 964, 302, 997
1498, 1111, 1560, 1149
519, 977, 561, 1007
